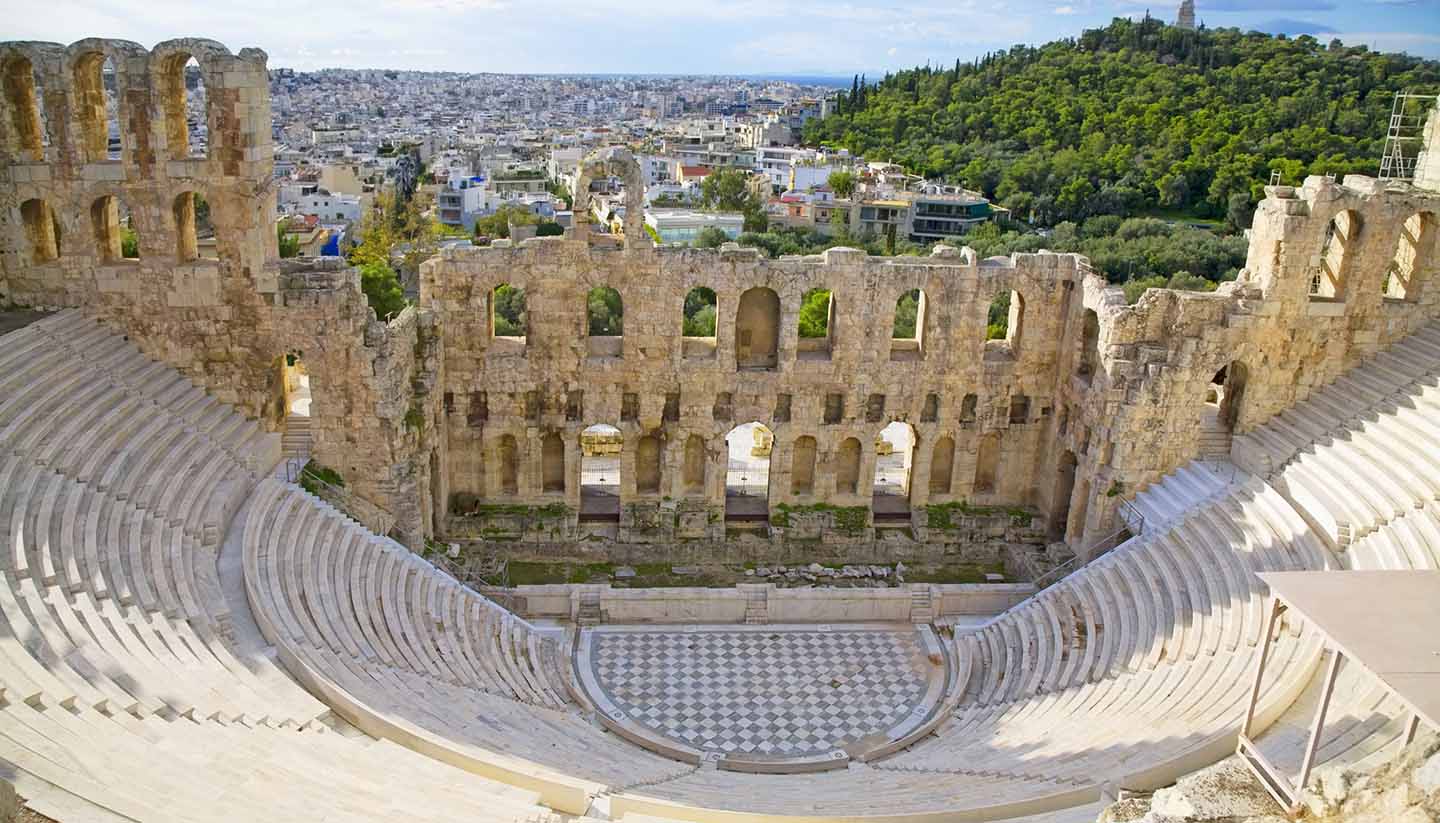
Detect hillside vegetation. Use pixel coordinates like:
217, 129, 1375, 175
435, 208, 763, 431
804, 18, 1440, 227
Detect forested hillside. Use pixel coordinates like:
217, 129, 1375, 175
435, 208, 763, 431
803, 18, 1440, 227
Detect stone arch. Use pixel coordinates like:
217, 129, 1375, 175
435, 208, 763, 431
929, 435, 955, 495
1050, 450, 1078, 542
172, 190, 202, 261
541, 431, 565, 493
19, 198, 59, 263
1078, 308, 1100, 382
1310, 209, 1361, 301
873, 421, 917, 501
725, 422, 772, 519
635, 433, 662, 494
974, 432, 1001, 493
69, 44, 133, 163
1217, 361, 1248, 432
497, 433, 519, 495
682, 434, 706, 494
572, 146, 648, 251
797, 286, 835, 361
1384, 211, 1434, 302
153, 43, 222, 161
1, 51, 45, 161
580, 423, 621, 520
890, 288, 926, 361
985, 289, 1025, 355
90, 193, 138, 262
735, 286, 780, 370
836, 437, 862, 495
791, 435, 817, 495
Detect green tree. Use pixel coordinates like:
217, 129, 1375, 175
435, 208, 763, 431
493, 284, 526, 336
359, 261, 407, 321
277, 223, 300, 258
535, 221, 565, 237
474, 204, 542, 239
892, 289, 919, 338
587, 287, 623, 336
827, 170, 857, 199
798, 288, 833, 338
986, 291, 1010, 340
683, 287, 718, 336
121, 226, 139, 259
695, 227, 730, 248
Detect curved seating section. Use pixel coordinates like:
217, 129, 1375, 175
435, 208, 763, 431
242, 478, 692, 806
1234, 321, 1440, 548
0, 312, 556, 821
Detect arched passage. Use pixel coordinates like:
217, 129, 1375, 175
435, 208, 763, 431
172, 191, 206, 262
160, 52, 207, 160
735, 287, 780, 370
873, 421, 916, 518
682, 286, 717, 359
791, 435, 817, 495
74, 51, 121, 162
985, 290, 1024, 355
890, 288, 926, 361
1310, 210, 1360, 300
580, 424, 621, 521
91, 194, 139, 263
1050, 450, 1078, 542
1385, 211, 1434, 302
20, 198, 59, 263
586, 286, 623, 357
3, 55, 45, 161
725, 422, 772, 520
797, 287, 834, 361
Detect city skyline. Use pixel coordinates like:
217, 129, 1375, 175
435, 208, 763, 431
10, 0, 1439, 75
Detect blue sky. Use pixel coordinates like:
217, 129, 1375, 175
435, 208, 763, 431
11, 0, 1435, 74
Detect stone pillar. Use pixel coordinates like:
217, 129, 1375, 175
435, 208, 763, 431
1413, 106, 1440, 193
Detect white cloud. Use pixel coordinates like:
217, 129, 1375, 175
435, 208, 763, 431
1054, 4, 1077, 12
887, 47, 899, 56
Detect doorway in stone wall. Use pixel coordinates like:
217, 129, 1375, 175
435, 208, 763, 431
872, 421, 915, 521
580, 423, 622, 521
725, 422, 772, 521
278, 352, 312, 468
1200, 362, 1244, 458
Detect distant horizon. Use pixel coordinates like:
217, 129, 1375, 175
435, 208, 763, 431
10, 0, 1439, 74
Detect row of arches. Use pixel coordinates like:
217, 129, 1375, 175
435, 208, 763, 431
1308, 209, 1435, 303
17, 192, 210, 265
486, 282, 1027, 365
483, 422, 1010, 521
3, 46, 208, 164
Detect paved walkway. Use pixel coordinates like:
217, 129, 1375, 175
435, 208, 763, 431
579, 625, 945, 761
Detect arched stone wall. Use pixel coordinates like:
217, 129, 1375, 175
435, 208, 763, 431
571, 145, 649, 252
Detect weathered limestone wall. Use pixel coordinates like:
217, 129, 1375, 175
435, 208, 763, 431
4, 35, 1439, 562
0, 38, 437, 546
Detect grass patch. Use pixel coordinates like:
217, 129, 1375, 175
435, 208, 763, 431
902, 562, 1006, 584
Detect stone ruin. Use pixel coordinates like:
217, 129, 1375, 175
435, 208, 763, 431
3, 37, 1439, 569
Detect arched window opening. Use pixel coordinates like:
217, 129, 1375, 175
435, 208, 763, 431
1309, 211, 1360, 301
725, 422, 772, 520
682, 434, 706, 494
74, 52, 121, 162
1078, 309, 1100, 383
161, 54, 207, 160
1049, 451, 1078, 542
1211, 361, 1247, 435
974, 432, 1001, 494
873, 421, 916, 518
586, 286, 623, 357
541, 432, 565, 493
682, 286, 717, 359
91, 195, 139, 263
797, 287, 834, 361
890, 288, 926, 361
580, 424, 621, 521
929, 436, 955, 496
836, 438, 862, 496
985, 290, 1024, 355
3, 56, 46, 161
635, 434, 662, 494
172, 191, 203, 262
20, 198, 59, 263
735, 287, 780, 370
791, 435, 817, 495
1384, 212, 1433, 302
492, 283, 527, 340
497, 434, 519, 496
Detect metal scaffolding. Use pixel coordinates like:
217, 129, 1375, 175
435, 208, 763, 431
1378, 92, 1438, 181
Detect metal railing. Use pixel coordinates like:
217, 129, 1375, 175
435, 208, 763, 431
1033, 497, 1147, 589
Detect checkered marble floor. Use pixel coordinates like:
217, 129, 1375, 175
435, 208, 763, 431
586, 627, 936, 759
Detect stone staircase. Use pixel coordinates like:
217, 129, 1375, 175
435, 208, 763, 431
909, 587, 934, 624
281, 413, 312, 462
577, 589, 602, 626
741, 584, 768, 624
1197, 427, 1232, 459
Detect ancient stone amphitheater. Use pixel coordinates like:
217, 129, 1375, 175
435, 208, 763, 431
0, 37, 1437, 823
